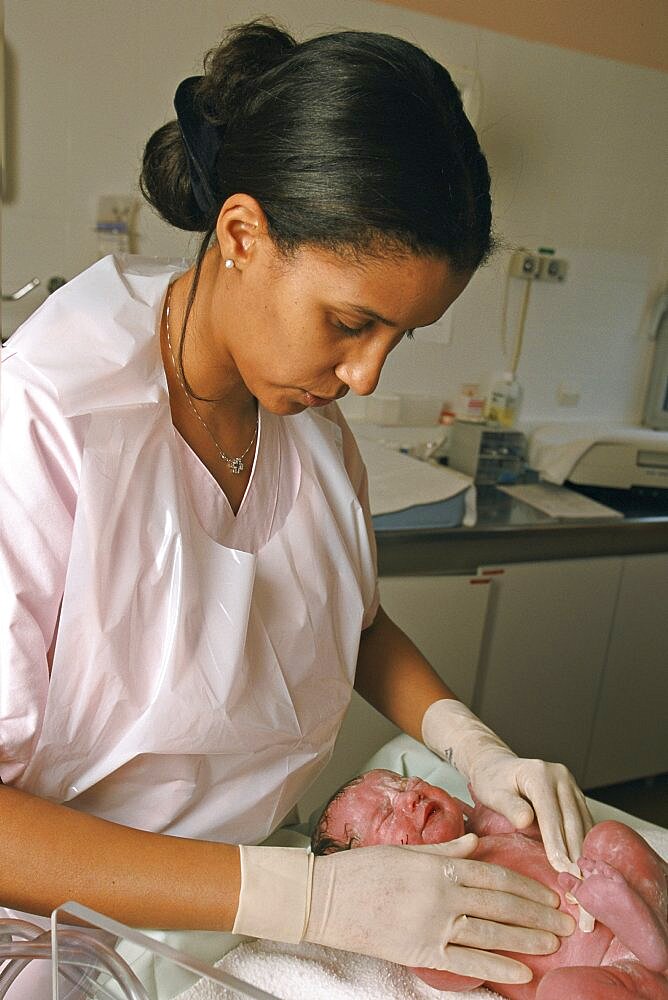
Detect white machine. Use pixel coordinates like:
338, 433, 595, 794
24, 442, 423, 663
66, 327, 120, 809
569, 434, 668, 490
528, 423, 668, 491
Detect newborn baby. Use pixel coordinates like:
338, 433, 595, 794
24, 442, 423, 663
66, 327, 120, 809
312, 769, 668, 1000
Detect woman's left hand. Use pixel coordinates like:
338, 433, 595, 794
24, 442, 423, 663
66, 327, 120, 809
422, 699, 593, 876
466, 750, 593, 876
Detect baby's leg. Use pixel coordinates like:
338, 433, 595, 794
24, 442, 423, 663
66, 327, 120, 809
537, 962, 668, 1000
583, 822, 667, 915
559, 821, 668, 971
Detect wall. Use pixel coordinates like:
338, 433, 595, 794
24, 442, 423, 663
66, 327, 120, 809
379, 0, 668, 72
3, 0, 668, 424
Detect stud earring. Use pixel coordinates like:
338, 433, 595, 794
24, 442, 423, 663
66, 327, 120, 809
224, 258, 235, 270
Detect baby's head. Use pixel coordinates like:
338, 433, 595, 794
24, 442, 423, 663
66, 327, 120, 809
311, 768, 466, 855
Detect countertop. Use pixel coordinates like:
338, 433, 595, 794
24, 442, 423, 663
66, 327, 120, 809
375, 481, 668, 576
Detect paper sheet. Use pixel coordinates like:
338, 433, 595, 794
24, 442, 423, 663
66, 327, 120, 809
355, 436, 472, 516
498, 482, 623, 519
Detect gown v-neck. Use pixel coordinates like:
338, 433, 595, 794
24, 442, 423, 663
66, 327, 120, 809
174, 405, 301, 553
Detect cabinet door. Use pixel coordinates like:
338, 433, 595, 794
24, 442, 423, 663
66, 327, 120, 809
380, 575, 491, 706
584, 553, 668, 787
298, 575, 491, 821
474, 558, 622, 783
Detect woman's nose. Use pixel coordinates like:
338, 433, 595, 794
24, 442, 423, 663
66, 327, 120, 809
335, 341, 390, 396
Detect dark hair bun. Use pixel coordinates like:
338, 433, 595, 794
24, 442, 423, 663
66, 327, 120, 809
199, 21, 296, 124
140, 120, 207, 231
140, 19, 295, 232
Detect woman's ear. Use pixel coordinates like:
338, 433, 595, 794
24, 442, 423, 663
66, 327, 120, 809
215, 194, 266, 269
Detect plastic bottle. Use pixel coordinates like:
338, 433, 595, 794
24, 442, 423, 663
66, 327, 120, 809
484, 372, 522, 428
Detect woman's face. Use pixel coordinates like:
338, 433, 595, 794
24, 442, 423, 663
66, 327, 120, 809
322, 769, 466, 849
213, 239, 472, 415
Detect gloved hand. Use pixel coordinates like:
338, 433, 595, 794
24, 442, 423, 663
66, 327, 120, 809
422, 699, 593, 876
232, 836, 575, 984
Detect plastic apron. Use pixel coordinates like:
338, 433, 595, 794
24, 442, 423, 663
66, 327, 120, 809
8, 254, 378, 843
2, 254, 378, 998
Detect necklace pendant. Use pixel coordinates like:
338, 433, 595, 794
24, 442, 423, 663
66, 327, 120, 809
228, 457, 244, 475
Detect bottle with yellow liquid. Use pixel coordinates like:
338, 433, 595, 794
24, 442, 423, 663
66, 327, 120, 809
485, 372, 522, 428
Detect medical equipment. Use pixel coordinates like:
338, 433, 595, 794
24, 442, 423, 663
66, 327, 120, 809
568, 435, 668, 490
448, 420, 526, 485
0, 917, 147, 999
0, 901, 282, 1000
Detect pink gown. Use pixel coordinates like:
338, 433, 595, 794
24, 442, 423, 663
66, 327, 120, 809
0, 254, 379, 997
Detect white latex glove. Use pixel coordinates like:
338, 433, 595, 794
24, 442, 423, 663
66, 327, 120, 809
422, 699, 593, 876
232, 837, 574, 984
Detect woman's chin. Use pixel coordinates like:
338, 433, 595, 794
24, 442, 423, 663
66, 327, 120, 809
260, 396, 307, 416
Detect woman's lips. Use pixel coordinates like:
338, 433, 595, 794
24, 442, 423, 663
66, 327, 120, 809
303, 391, 335, 407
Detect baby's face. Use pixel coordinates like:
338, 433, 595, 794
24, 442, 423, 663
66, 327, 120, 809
323, 769, 466, 848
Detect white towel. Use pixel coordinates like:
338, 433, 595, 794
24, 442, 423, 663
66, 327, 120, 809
528, 422, 668, 485
175, 827, 668, 1000
176, 939, 505, 1000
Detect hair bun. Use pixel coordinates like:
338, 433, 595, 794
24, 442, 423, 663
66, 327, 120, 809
140, 120, 208, 231
199, 20, 297, 125
140, 20, 296, 233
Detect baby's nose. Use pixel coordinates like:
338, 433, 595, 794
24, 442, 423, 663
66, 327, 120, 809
398, 789, 421, 811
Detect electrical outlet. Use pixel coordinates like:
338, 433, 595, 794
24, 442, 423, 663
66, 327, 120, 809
509, 250, 541, 280
540, 256, 569, 282
97, 195, 135, 225
557, 383, 580, 406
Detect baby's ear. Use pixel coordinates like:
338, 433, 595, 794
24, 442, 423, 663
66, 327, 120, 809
323, 837, 360, 855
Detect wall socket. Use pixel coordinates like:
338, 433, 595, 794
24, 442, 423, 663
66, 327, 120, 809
540, 256, 569, 282
509, 249, 569, 282
557, 382, 581, 406
509, 250, 541, 280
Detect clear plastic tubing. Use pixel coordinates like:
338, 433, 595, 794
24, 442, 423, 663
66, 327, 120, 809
0, 923, 150, 1000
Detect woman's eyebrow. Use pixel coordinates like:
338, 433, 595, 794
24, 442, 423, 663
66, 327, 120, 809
337, 302, 397, 327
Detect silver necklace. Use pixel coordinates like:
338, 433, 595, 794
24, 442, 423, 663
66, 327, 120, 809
164, 287, 258, 475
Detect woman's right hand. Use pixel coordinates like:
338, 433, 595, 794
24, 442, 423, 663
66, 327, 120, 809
304, 834, 575, 984
233, 836, 575, 985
